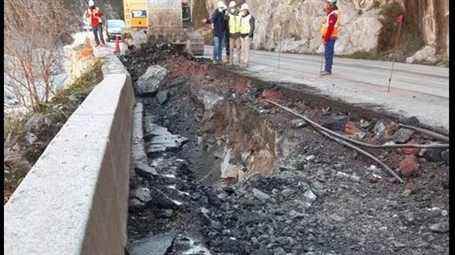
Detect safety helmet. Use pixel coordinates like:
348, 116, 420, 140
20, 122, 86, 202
88, 0, 95, 7
217, 1, 227, 10
240, 3, 249, 11
229, 1, 236, 8
326, 0, 337, 4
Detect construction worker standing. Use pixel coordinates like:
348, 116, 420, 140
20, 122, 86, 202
320, 0, 339, 76
239, 3, 255, 68
210, 1, 227, 64
226, 1, 241, 65
85, 0, 106, 47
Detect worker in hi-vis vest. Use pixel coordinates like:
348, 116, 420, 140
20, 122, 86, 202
226, 1, 241, 65
85, 0, 106, 47
320, 0, 340, 76
239, 3, 255, 68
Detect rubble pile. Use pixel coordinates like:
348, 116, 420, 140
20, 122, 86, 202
125, 43, 449, 255
119, 39, 194, 82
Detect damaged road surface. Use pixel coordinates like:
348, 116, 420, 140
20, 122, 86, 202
120, 42, 449, 255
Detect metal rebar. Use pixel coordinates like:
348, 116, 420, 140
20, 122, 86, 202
264, 99, 449, 149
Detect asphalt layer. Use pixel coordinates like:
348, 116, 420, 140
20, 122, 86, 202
204, 46, 449, 133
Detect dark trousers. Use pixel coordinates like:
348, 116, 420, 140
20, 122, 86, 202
93, 24, 105, 45
324, 38, 336, 73
213, 34, 224, 62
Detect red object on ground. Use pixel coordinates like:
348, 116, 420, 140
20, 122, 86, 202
399, 155, 417, 178
113, 35, 121, 54
232, 78, 251, 94
402, 146, 419, 155
260, 89, 283, 101
344, 121, 361, 136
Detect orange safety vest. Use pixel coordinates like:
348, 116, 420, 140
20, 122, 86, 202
86, 7, 103, 27
320, 10, 340, 38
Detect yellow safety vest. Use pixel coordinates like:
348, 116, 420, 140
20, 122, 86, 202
240, 15, 251, 34
320, 10, 341, 38
228, 13, 241, 34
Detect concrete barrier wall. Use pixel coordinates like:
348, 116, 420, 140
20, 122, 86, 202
4, 55, 135, 255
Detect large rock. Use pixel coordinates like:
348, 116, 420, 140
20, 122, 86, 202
406, 46, 439, 64
144, 123, 188, 155
135, 65, 168, 96
127, 232, 176, 255
391, 128, 414, 144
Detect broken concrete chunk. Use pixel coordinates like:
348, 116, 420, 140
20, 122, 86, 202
402, 116, 420, 126
144, 124, 188, 155
130, 198, 144, 209
127, 231, 176, 255
252, 188, 271, 201
423, 148, 444, 162
392, 128, 415, 144
291, 119, 308, 128
145, 135, 188, 155
135, 160, 158, 177
441, 149, 449, 164
157, 90, 169, 104
321, 115, 349, 131
373, 120, 386, 138
429, 222, 449, 233
191, 89, 224, 113
360, 119, 371, 128
305, 155, 316, 162
329, 213, 346, 223
303, 189, 317, 202
136, 65, 168, 96
134, 187, 152, 203
281, 188, 294, 197
336, 171, 361, 182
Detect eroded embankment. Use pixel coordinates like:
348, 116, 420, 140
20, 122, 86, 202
121, 45, 449, 255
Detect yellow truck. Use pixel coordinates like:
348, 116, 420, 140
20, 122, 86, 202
123, 0, 204, 55
123, 0, 148, 28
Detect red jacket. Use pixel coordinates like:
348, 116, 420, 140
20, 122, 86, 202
86, 7, 103, 28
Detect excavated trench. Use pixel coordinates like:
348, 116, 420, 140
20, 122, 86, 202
120, 44, 449, 255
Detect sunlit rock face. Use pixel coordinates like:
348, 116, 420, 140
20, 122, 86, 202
204, 0, 448, 59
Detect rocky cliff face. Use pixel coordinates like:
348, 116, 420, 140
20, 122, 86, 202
398, 0, 449, 63
204, 0, 448, 63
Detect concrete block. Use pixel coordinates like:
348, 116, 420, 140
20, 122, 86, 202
4, 54, 135, 255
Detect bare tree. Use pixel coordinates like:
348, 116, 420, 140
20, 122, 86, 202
4, 0, 77, 112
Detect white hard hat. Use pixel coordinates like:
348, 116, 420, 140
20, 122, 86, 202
217, 1, 227, 9
228, 1, 236, 8
326, 0, 337, 4
240, 3, 249, 11
88, 0, 95, 7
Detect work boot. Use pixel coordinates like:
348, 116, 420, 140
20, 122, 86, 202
320, 71, 332, 76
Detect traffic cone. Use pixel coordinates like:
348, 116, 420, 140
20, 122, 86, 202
113, 35, 121, 54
